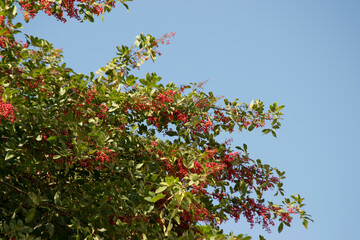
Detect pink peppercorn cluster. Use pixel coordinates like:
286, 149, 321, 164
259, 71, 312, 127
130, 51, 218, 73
0, 99, 16, 124
19, 0, 116, 22
0, 87, 16, 124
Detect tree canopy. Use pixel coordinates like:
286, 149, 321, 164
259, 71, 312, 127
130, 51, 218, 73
0, 0, 312, 239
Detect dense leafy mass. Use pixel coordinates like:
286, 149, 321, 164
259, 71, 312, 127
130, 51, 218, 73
0, 0, 312, 239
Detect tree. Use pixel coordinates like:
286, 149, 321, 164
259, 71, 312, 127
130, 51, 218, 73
0, 0, 312, 239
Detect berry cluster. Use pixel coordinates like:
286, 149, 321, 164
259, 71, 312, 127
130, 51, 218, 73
19, 0, 115, 22
0, 87, 16, 124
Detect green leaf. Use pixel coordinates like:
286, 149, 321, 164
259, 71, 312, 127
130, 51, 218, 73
84, 10, 94, 22
155, 186, 167, 194
5, 151, 14, 160
248, 99, 254, 110
278, 222, 284, 233
14, 22, 22, 29
165, 222, 173, 236
0, 0, 5, 9
262, 129, 270, 134
243, 143, 247, 152
259, 235, 266, 240
270, 103, 275, 112
25, 208, 36, 223
46, 223, 54, 237
46, 136, 57, 142
54, 191, 61, 205
122, 3, 129, 11
166, 131, 177, 137
271, 130, 277, 137
139, 78, 147, 86
17, 219, 24, 228
136, 163, 144, 169
59, 87, 66, 96
151, 193, 165, 202
302, 219, 308, 229
28, 192, 39, 205
144, 197, 153, 202
12, 5, 17, 16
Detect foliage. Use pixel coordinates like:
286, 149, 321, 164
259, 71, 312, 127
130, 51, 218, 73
0, 0, 312, 239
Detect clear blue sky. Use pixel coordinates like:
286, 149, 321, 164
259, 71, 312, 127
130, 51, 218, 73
17, 0, 360, 239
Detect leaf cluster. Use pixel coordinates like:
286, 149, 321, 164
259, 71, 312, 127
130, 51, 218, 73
0, 1, 312, 239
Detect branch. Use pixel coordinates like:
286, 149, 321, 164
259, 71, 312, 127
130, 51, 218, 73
0, 180, 27, 194
0, 180, 81, 222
